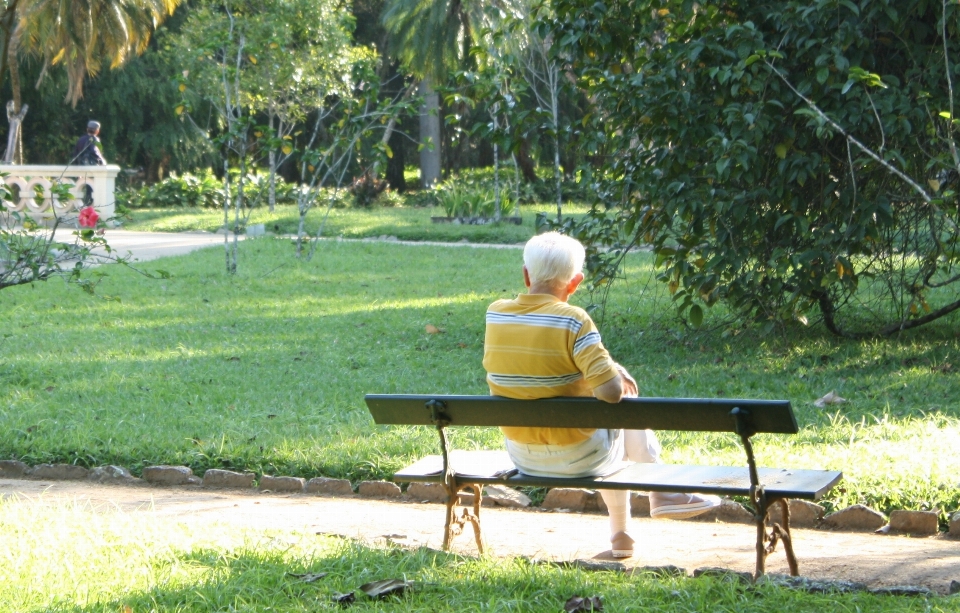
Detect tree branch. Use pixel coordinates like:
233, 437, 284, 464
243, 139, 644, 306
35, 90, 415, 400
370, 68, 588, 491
764, 59, 960, 236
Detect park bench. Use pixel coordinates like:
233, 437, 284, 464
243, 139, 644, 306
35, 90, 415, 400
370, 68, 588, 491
364, 394, 842, 579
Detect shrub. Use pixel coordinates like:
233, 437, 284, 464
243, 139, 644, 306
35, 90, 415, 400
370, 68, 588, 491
432, 176, 516, 218
116, 171, 300, 209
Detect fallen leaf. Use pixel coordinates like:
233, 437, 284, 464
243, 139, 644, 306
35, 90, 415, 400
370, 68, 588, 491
425, 324, 444, 334
44, 386, 56, 392
359, 578, 413, 599
565, 595, 604, 612
457, 343, 467, 348
332, 592, 355, 606
814, 391, 846, 408
287, 571, 327, 583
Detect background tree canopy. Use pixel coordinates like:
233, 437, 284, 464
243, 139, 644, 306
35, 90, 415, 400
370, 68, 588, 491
547, 0, 960, 337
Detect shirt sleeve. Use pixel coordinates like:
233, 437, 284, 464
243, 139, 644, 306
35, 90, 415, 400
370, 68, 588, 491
571, 315, 618, 389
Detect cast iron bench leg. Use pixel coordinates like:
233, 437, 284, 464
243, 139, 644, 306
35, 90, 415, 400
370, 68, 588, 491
442, 482, 484, 554
754, 495, 799, 579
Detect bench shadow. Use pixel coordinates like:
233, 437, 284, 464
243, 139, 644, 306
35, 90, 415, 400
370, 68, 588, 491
20, 536, 956, 613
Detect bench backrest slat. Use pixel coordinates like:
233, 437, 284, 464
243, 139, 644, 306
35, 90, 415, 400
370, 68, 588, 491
365, 395, 798, 434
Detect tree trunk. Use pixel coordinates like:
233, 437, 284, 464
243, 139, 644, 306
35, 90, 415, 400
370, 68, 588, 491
516, 137, 538, 183
3, 25, 24, 164
0, 3, 20, 95
386, 125, 406, 191
418, 79, 441, 188
268, 148, 277, 212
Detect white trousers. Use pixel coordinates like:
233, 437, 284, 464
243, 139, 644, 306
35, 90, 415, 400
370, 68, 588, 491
504, 428, 661, 478
505, 428, 661, 538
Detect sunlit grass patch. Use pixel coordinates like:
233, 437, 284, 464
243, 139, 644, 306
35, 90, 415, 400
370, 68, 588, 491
121, 202, 594, 244
0, 238, 958, 519
0, 498, 949, 612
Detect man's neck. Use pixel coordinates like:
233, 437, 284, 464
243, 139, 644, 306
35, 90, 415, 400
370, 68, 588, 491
527, 284, 568, 302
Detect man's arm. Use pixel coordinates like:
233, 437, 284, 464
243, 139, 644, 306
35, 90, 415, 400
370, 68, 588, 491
593, 374, 624, 403
592, 364, 638, 403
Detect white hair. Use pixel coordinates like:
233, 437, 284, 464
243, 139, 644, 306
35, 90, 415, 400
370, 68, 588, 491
523, 232, 585, 287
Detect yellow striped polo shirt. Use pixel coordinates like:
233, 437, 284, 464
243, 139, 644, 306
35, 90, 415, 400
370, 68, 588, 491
482, 293, 619, 445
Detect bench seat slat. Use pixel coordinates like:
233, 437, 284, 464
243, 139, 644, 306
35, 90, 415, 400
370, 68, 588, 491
394, 451, 841, 501
365, 394, 798, 434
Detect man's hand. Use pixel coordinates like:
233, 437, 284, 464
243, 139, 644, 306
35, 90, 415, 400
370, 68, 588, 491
616, 364, 639, 398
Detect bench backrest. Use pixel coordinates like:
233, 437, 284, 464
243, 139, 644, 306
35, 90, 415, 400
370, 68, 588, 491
364, 395, 798, 434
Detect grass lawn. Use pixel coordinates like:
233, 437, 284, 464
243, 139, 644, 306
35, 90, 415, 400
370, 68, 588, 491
0, 498, 952, 612
1, 237, 958, 523
119, 202, 591, 244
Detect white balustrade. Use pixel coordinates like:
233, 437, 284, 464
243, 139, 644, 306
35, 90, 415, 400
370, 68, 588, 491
0, 164, 120, 225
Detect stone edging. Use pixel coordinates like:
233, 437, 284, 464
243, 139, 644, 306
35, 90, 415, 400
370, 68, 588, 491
1, 460, 957, 538
531, 561, 957, 597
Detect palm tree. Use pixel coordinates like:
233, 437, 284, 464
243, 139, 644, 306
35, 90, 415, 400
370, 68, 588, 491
0, 0, 182, 163
382, 0, 488, 188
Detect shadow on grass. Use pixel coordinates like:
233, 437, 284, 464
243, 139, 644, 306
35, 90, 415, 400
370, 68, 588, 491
27, 539, 950, 613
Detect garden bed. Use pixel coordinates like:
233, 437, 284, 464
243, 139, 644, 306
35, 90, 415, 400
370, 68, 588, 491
431, 216, 522, 225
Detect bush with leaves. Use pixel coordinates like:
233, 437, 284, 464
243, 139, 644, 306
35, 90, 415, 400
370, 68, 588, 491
0, 179, 155, 295
432, 175, 516, 219
547, 0, 960, 336
118, 171, 300, 209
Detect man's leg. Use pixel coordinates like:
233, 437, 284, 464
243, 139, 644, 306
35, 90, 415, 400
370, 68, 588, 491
600, 429, 654, 556
598, 489, 633, 557
622, 429, 721, 520
623, 429, 661, 463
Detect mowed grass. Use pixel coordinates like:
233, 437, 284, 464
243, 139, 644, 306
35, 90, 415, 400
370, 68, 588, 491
0, 498, 953, 612
1, 238, 959, 521
120, 202, 591, 244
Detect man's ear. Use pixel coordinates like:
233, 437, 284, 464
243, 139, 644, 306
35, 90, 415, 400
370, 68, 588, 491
522, 265, 532, 288
567, 272, 585, 295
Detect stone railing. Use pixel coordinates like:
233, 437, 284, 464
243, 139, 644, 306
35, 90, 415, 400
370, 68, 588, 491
0, 164, 120, 225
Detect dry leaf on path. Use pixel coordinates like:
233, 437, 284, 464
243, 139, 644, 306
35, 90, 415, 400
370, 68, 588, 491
814, 391, 846, 408
425, 324, 445, 334
565, 595, 604, 612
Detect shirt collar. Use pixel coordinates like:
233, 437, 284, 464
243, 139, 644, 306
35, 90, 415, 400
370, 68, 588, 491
516, 293, 562, 305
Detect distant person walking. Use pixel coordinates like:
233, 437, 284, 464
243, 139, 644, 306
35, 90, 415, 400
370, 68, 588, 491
72, 120, 107, 166
72, 120, 106, 207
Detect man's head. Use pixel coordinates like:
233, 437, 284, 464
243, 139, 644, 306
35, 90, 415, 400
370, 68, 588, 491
523, 232, 585, 293
87, 120, 101, 135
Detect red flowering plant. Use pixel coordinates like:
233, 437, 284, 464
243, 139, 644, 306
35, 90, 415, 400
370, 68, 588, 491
1, 174, 168, 296
78, 206, 99, 231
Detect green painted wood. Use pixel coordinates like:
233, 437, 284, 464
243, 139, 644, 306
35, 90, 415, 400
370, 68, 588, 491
394, 453, 842, 501
365, 394, 797, 434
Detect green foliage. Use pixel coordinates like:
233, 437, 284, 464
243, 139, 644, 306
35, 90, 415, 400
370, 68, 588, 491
118, 171, 223, 208
5, 7, 213, 174
432, 176, 515, 218
116, 171, 303, 209
10, 0, 182, 106
547, 0, 960, 337
382, 0, 485, 82
0, 177, 153, 296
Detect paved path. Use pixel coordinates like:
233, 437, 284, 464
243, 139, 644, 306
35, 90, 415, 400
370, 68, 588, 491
52, 229, 233, 263
1, 479, 957, 594
52, 230, 523, 265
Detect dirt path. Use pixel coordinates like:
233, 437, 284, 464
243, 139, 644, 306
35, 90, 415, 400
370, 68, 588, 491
2, 478, 957, 595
